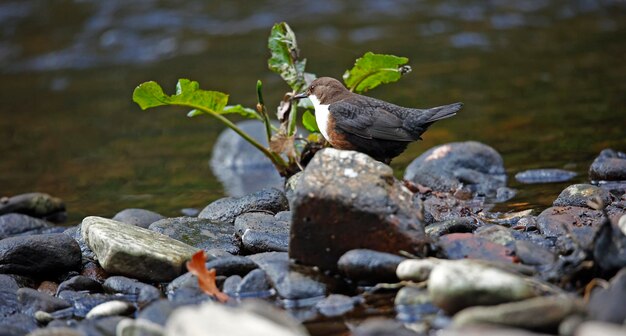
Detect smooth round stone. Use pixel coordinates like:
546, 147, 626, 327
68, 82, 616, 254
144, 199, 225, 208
86, 300, 135, 319
112, 208, 165, 229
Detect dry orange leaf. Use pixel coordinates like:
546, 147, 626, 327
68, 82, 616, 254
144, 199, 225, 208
186, 250, 229, 303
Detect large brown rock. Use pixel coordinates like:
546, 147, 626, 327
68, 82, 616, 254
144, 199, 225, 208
289, 148, 426, 271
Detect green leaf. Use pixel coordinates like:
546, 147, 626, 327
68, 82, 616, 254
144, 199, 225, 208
302, 110, 319, 133
133, 79, 229, 114
268, 22, 307, 92
343, 52, 411, 93
222, 105, 261, 119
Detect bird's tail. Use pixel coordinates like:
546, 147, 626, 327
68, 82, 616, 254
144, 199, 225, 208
423, 102, 463, 123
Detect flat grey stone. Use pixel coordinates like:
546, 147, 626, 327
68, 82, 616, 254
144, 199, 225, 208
81, 216, 197, 282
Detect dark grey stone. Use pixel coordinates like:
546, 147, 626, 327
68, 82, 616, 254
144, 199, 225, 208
65, 225, 96, 260
0, 313, 37, 336
57, 290, 124, 318
553, 184, 612, 209
210, 120, 284, 197
75, 316, 126, 336
0, 233, 81, 277
247, 252, 326, 300
589, 149, 626, 182
404, 141, 506, 197
198, 188, 289, 225
0, 192, 65, 220
57, 275, 103, 295
17, 287, 71, 316
112, 208, 165, 229
235, 212, 290, 253
137, 299, 179, 326
222, 275, 242, 295
0, 213, 52, 239
204, 256, 259, 277
237, 269, 271, 294
103, 276, 161, 304
316, 294, 357, 317
337, 249, 406, 283
515, 240, 557, 266
0, 274, 20, 317
149, 216, 239, 255
242, 231, 289, 254
589, 268, 626, 324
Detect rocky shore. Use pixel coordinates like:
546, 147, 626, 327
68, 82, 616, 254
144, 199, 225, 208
1, 140, 626, 336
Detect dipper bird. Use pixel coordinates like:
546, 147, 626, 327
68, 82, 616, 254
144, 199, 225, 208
293, 77, 463, 163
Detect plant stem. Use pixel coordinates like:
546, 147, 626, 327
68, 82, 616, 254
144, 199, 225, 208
287, 91, 298, 136
186, 104, 289, 171
256, 80, 272, 146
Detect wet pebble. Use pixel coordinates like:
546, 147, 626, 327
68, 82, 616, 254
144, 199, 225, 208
437, 233, 516, 263
103, 276, 161, 305
235, 212, 290, 253
137, 299, 179, 326
337, 249, 406, 283
428, 260, 554, 314
315, 294, 358, 317
198, 187, 289, 224
0, 213, 52, 239
0, 192, 65, 221
81, 216, 196, 282
0, 233, 81, 277
553, 184, 611, 208
86, 300, 135, 319
452, 295, 584, 331
396, 258, 443, 282
589, 148, 626, 182
149, 216, 240, 255
588, 268, 626, 324
237, 268, 272, 295
57, 275, 103, 294
537, 206, 604, 251
222, 275, 242, 295
404, 141, 506, 197
17, 288, 71, 316
248, 252, 326, 300
515, 168, 577, 184
112, 208, 165, 229
1, 313, 40, 335
515, 240, 557, 266
205, 255, 259, 276
0, 274, 20, 317
425, 217, 480, 238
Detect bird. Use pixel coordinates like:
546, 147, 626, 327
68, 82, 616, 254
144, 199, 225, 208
293, 77, 463, 164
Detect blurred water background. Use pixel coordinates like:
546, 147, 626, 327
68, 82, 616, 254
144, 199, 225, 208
1, 0, 624, 222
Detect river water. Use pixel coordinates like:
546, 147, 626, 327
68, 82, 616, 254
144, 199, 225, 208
1, 0, 625, 223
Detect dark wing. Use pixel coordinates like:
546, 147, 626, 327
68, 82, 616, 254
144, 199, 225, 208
328, 98, 417, 142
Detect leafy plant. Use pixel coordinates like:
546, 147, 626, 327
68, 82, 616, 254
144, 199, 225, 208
133, 22, 412, 177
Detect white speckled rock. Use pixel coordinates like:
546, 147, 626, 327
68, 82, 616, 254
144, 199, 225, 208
82, 216, 197, 282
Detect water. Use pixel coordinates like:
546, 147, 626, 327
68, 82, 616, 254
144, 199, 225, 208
1, 0, 625, 223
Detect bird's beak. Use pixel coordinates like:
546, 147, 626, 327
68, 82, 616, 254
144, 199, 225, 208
292, 92, 308, 100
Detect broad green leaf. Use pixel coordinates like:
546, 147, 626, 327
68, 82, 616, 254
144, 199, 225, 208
302, 109, 319, 133
268, 22, 307, 92
222, 105, 261, 120
133, 79, 229, 114
343, 52, 411, 93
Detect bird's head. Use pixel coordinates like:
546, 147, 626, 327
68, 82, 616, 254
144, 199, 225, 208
293, 77, 350, 105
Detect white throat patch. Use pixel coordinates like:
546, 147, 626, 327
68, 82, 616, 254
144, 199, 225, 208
308, 95, 330, 141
